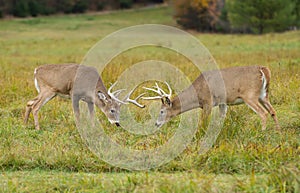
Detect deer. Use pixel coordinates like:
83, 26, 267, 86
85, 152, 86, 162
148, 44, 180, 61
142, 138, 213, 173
24, 64, 145, 130
142, 66, 280, 130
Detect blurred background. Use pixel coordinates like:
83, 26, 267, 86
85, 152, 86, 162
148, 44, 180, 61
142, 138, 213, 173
1, 0, 299, 34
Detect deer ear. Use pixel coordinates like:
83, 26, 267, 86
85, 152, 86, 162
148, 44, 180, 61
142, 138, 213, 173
165, 97, 172, 107
98, 91, 106, 100
161, 97, 172, 107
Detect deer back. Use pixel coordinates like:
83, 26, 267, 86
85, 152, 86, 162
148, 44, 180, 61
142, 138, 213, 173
35, 64, 79, 95
191, 66, 268, 105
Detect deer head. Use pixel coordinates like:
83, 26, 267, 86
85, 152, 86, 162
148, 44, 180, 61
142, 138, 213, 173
142, 82, 173, 127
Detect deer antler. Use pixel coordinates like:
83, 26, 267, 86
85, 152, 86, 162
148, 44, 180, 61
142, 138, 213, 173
108, 81, 145, 108
123, 85, 145, 108
108, 82, 127, 104
142, 82, 172, 100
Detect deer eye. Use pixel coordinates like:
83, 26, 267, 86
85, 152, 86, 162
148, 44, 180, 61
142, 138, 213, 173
160, 110, 164, 114
110, 109, 115, 113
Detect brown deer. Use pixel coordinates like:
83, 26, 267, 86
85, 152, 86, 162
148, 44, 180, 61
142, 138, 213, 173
142, 66, 280, 130
24, 64, 145, 130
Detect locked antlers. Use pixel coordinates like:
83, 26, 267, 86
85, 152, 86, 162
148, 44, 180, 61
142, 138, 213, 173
142, 82, 172, 100
142, 82, 173, 106
108, 81, 145, 108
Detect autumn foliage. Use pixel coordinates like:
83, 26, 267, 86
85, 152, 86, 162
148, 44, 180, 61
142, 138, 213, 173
173, 0, 225, 32
173, 0, 299, 33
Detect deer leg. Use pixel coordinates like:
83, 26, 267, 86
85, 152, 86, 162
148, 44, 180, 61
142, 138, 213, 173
31, 91, 56, 130
87, 102, 94, 119
202, 104, 212, 120
259, 97, 280, 129
72, 95, 81, 123
24, 97, 39, 124
201, 104, 212, 128
244, 99, 269, 130
87, 101, 95, 127
219, 103, 228, 118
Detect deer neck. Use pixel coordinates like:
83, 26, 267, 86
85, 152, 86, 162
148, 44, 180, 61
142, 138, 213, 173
168, 96, 181, 118
171, 86, 201, 117
169, 86, 201, 117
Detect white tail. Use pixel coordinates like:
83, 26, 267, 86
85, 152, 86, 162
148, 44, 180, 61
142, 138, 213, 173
143, 66, 280, 130
24, 64, 145, 130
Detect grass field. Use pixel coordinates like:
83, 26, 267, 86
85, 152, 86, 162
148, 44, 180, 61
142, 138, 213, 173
0, 6, 299, 192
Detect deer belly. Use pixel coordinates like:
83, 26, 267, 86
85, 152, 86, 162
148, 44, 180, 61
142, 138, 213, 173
57, 93, 71, 99
228, 98, 244, 105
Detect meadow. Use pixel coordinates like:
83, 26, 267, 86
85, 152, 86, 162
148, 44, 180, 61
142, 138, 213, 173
0, 6, 299, 192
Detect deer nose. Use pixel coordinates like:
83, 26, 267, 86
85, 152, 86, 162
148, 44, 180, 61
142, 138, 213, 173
115, 122, 121, 127
155, 122, 160, 127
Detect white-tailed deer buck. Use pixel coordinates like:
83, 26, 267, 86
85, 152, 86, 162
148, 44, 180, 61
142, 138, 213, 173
24, 64, 145, 130
143, 66, 280, 130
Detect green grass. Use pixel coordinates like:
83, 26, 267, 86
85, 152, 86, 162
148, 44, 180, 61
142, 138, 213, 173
0, 6, 299, 192
0, 170, 296, 192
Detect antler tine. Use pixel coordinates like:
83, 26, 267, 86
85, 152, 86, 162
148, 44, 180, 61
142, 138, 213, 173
141, 96, 164, 100
112, 89, 126, 98
142, 82, 163, 96
155, 82, 172, 98
123, 85, 145, 108
135, 93, 146, 100
142, 81, 172, 100
164, 81, 172, 98
124, 93, 146, 108
108, 81, 127, 104
142, 82, 163, 100
107, 81, 117, 94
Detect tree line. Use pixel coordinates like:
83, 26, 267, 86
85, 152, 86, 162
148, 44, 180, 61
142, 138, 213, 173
1, 0, 299, 34
174, 0, 300, 34
0, 0, 163, 18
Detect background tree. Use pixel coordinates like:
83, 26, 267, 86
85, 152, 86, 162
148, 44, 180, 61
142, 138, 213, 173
173, 0, 223, 32
292, 0, 300, 27
227, 0, 297, 34
0, 0, 165, 18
